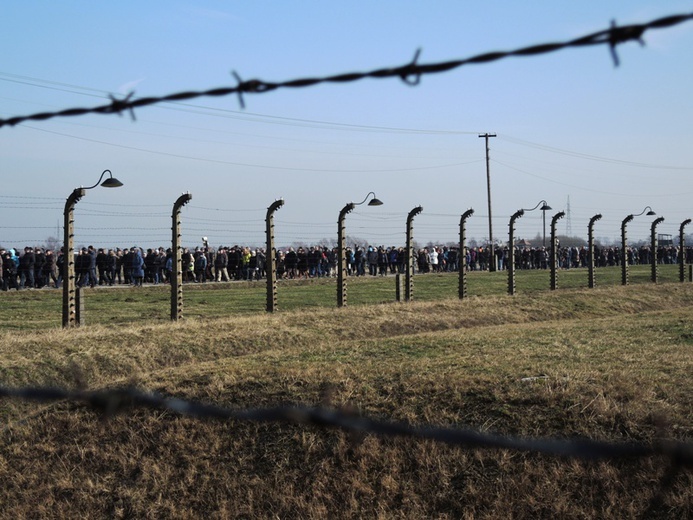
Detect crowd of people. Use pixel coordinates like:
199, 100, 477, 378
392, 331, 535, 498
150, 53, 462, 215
471, 244, 691, 271
1, 242, 690, 291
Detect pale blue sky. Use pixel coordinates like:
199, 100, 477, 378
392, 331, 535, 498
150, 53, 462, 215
1, 1, 692, 249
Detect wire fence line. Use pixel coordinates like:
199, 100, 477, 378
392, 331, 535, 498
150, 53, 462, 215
1, 385, 690, 516
1, 385, 691, 467
0, 12, 691, 129
2, 13, 692, 515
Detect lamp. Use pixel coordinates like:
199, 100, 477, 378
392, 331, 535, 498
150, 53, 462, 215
356, 192, 383, 207
337, 192, 383, 307
83, 169, 123, 190
523, 200, 552, 247
634, 206, 656, 217
621, 206, 656, 286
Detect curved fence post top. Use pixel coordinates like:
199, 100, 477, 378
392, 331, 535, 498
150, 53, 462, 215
407, 206, 423, 222
267, 198, 285, 215
510, 209, 524, 222
173, 192, 192, 212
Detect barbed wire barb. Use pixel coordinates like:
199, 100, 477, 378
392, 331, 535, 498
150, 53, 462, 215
107, 92, 137, 121
0, 11, 691, 128
230, 71, 247, 109
607, 19, 647, 67
400, 48, 423, 86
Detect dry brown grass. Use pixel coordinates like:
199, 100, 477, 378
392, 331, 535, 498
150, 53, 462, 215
1, 284, 692, 518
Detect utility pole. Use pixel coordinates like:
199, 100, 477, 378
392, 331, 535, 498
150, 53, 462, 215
566, 195, 573, 237
479, 133, 497, 271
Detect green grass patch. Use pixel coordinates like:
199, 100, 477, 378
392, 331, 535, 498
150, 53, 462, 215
0, 268, 691, 517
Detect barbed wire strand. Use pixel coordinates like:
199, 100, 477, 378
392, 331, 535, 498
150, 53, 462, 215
1, 385, 691, 467
0, 13, 691, 129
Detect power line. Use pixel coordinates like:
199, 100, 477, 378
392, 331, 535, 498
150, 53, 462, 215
500, 135, 693, 171
22, 124, 474, 173
0, 70, 476, 136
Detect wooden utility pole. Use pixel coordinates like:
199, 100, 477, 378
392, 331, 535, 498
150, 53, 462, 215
479, 133, 497, 271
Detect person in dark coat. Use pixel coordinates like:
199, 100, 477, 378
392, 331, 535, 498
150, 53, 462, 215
33, 248, 45, 288
144, 248, 157, 283
19, 247, 36, 289
181, 248, 194, 282
105, 249, 117, 285
96, 248, 109, 285
86, 246, 97, 288
284, 247, 297, 279
214, 247, 229, 282
76, 248, 89, 287
378, 246, 388, 276
41, 249, 58, 288
121, 248, 132, 284
194, 250, 207, 283
154, 248, 166, 284
2, 250, 18, 291
367, 246, 378, 276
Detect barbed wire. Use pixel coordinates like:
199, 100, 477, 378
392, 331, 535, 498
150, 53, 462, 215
1, 385, 690, 468
0, 13, 691, 129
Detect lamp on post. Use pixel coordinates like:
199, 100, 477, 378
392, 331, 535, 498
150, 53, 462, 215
523, 200, 552, 247
337, 192, 383, 307
621, 206, 655, 286
62, 170, 123, 328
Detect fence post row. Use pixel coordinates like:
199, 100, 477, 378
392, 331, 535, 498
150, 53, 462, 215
550, 211, 566, 291
405, 206, 423, 302
171, 193, 192, 321
53, 201, 692, 322
458, 209, 474, 300
265, 199, 284, 313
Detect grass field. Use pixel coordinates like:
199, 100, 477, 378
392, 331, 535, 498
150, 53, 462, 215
0, 266, 691, 518
0, 264, 684, 330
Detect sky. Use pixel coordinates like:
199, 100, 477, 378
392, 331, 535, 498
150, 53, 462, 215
1, 1, 692, 251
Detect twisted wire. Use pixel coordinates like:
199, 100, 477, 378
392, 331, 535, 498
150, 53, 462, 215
0, 13, 691, 129
1, 385, 690, 467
